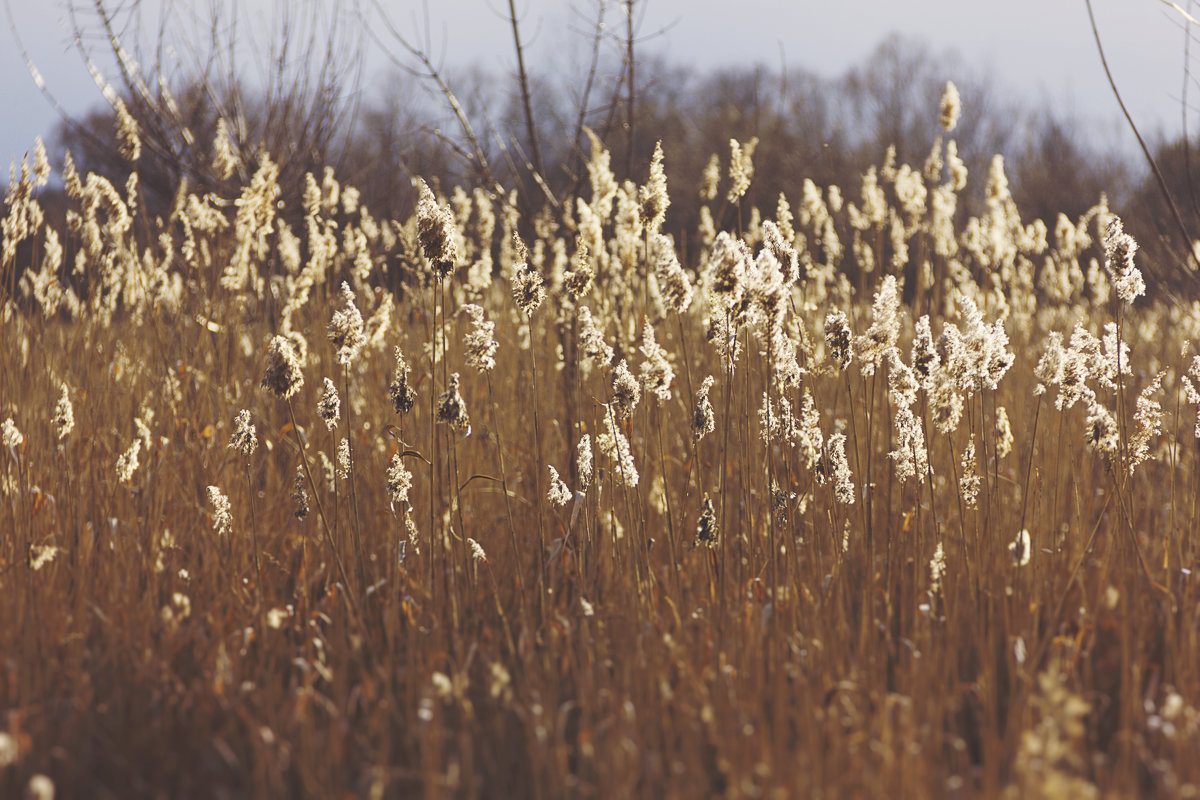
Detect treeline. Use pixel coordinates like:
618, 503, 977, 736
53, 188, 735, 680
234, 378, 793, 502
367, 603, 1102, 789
13, 10, 1199, 295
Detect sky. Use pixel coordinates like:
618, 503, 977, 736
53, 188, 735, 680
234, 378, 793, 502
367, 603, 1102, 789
0, 0, 1194, 167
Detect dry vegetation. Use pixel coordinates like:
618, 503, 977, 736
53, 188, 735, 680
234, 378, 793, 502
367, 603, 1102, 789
5, 83, 1200, 798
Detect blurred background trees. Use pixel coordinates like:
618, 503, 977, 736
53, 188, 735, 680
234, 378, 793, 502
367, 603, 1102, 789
9, 0, 1197, 293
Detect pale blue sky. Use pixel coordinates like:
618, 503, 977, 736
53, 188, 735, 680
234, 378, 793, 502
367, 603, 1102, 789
0, 0, 1192, 166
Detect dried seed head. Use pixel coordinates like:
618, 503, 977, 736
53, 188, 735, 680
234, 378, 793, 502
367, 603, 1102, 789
929, 542, 946, 594
824, 310, 853, 372
292, 464, 309, 520
563, 243, 594, 302
116, 439, 141, 484
856, 275, 900, 376
726, 137, 757, 203
2, 418, 23, 455
598, 414, 638, 487
207, 485, 231, 537
386, 453, 413, 510
52, 384, 75, 441
336, 437, 351, 480
416, 178, 459, 276
114, 97, 141, 161
228, 409, 257, 457
696, 495, 719, 547
709, 231, 748, 302
469, 538, 487, 563
462, 304, 498, 373
639, 322, 674, 405
939, 81, 961, 133
510, 233, 545, 316
389, 347, 417, 416
889, 405, 929, 484
639, 141, 670, 234
317, 378, 341, 430
262, 335, 304, 400
578, 306, 614, 368
1009, 529, 1031, 567
1103, 215, 1145, 305
1129, 373, 1164, 475
653, 234, 693, 313
611, 360, 641, 419
959, 435, 980, 507
547, 465, 572, 507
577, 434, 593, 487
212, 117, 238, 180
29, 545, 60, 571
1084, 394, 1119, 458
762, 220, 799, 285
328, 282, 365, 366
928, 369, 963, 435
912, 315, 939, 382
700, 153, 720, 202
828, 433, 855, 505
436, 373, 471, 433
692, 375, 716, 443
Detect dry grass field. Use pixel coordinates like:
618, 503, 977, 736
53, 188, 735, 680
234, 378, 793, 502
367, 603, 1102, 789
4, 84, 1200, 798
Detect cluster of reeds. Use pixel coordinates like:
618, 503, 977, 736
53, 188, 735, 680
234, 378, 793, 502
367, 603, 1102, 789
3, 83, 1200, 798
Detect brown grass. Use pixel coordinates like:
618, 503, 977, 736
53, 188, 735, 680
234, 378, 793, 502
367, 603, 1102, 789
2, 105, 1200, 798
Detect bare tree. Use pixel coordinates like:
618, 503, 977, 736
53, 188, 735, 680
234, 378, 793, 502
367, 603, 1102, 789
12, 0, 365, 213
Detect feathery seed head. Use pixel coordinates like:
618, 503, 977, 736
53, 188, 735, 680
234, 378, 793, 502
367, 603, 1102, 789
547, 465, 572, 507
829, 432, 855, 504
598, 414, 638, 487
228, 409, 257, 457
611, 360, 641, 419
436, 373, 471, 432
416, 178, 459, 276
727, 137, 758, 203
824, 310, 853, 372
469, 538, 487, 563
2, 417, 23, 451
1009, 529, 1031, 567
563, 242, 594, 301
693, 375, 716, 443
578, 305, 614, 369
116, 438, 142, 484
52, 384, 75, 441
1103, 215, 1144, 305
696, 495, 719, 547
856, 275, 901, 376
639, 323, 674, 405
328, 282, 365, 366
207, 486, 231, 537
386, 454, 413, 510
262, 335, 304, 400
700, 153, 720, 202
462, 304, 498, 373
939, 81, 962, 132
912, 315, 939, 382
114, 97, 141, 161
653, 234, 693, 313
292, 464, 309, 520
510, 233, 545, 316
577, 434, 593, 487
336, 438, 351, 481
317, 378, 341, 430
639, 141, 670, 234
389, 347, 417, 415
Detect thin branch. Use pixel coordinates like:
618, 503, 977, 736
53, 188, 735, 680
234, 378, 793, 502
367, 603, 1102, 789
1086, 0, 1198, 290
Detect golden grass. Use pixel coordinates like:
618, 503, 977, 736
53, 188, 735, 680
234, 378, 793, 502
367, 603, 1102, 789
3, 98, 1200, 797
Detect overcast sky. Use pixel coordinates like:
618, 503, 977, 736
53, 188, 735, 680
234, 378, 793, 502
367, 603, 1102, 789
0, 0, 1193, 167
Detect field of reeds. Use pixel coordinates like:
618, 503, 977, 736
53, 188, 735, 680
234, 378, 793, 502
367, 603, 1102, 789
4, 83, 1200, 798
